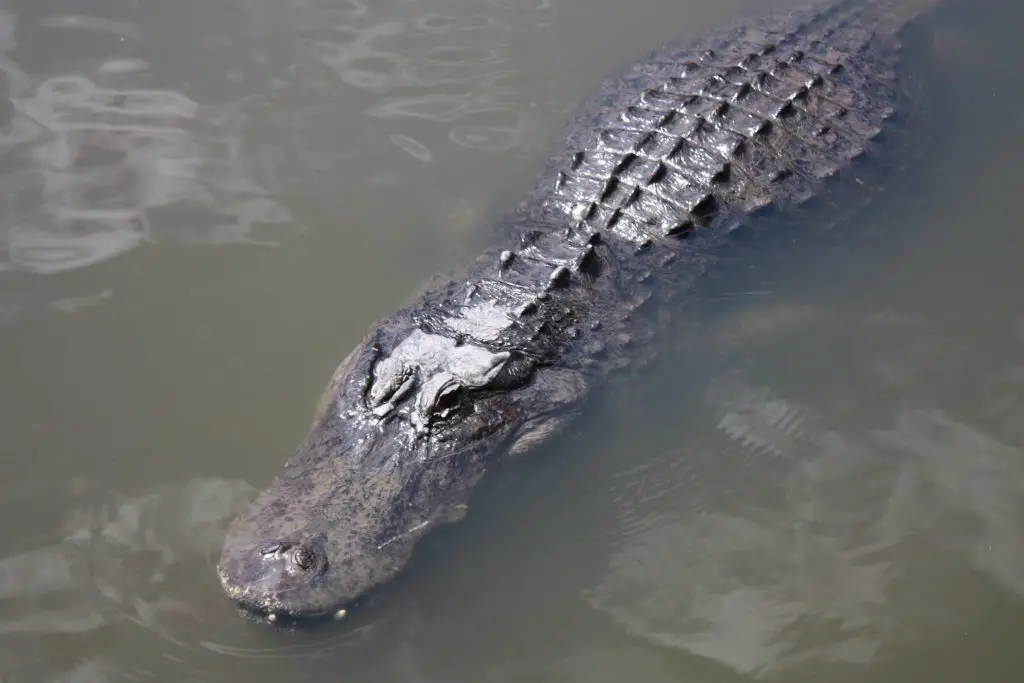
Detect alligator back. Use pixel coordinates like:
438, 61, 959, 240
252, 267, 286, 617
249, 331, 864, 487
542, 0, 936, 246
414, 0, 938, 372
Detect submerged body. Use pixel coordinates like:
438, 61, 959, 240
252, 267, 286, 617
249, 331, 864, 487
218, 0, 937, 621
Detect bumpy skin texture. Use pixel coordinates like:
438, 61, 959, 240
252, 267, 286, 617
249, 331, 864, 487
218, 0, 934, 621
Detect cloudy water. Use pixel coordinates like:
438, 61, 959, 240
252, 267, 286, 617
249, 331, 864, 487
1, 0, 1023, 681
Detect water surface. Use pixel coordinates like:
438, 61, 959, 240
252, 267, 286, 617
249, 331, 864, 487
2, 0, 1024, 681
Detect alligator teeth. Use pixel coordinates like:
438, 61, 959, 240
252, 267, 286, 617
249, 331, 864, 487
267, 613, 278, 623
334, 609, 348, 620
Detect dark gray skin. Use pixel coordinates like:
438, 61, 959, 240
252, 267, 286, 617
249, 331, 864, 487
218, 0, 937, 621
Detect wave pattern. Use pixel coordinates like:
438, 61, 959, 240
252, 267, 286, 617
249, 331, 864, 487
587, 376, 1024, 676
0, 478, 254, 682
0, 10, 298, 275
0, 0, 556, 276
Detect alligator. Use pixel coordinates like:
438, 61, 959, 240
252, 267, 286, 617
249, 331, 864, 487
217, 0, 939, 622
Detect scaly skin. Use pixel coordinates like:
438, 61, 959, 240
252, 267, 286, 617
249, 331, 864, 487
217, 0, 937, 621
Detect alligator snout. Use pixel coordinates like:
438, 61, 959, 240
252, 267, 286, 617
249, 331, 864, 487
217, 532, 349, 622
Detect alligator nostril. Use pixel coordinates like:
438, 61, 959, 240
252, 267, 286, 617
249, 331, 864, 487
292, 545, 317, 571
259, 541, 286, 557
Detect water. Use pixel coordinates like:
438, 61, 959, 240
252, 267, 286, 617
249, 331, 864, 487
2, 0, 1023, 680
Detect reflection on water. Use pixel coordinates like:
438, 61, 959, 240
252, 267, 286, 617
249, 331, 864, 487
0, 0, 558, 280
588, 384, 1024, 675
36, 13, 145, 43
0, 478, 253, 681
300, 0, 526, 146
0, 9, 294, 275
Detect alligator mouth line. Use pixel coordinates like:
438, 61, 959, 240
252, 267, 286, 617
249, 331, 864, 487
247, 607, 348, 626
219, 577, 351, 624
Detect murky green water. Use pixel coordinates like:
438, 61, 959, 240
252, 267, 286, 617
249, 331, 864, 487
2, 0, 1024, 680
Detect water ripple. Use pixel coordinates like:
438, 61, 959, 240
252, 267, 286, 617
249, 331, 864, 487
37, 14, 145, 44
0, 0, 556, 277
587, 377, 1024, 676
0, 10, 295, 276
295, 0, 544, 139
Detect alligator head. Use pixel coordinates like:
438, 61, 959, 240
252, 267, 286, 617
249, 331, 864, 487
217, 323, 587, 621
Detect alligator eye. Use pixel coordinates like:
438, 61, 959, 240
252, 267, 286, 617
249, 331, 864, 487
486, 352, 535, 390
432, 383, 463, 417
